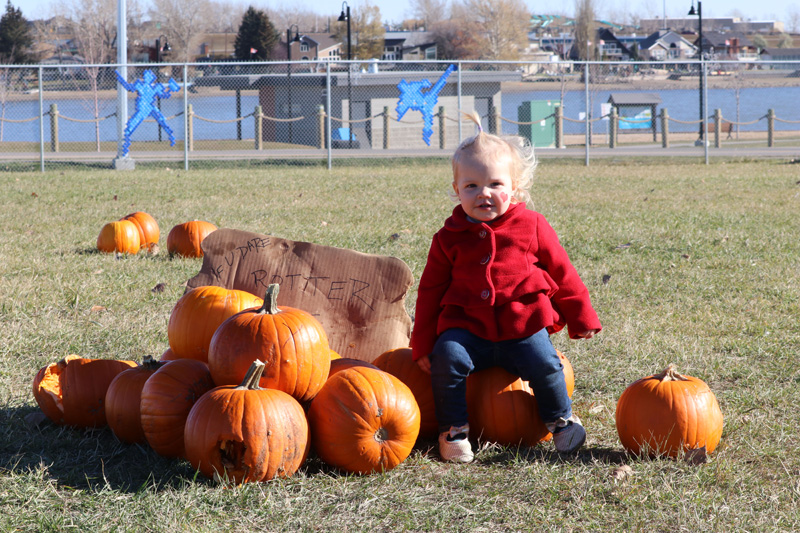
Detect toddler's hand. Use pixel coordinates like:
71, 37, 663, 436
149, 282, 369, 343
576, 329, 599, 339
416, 355, 431, 374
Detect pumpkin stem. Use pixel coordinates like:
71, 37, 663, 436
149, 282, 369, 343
142, 355, 166, 371
257, 284, 281, 315
656, 363, 689, 382
238, 360, 266, 390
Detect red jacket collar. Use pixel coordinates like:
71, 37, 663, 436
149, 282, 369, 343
444, 202, 527, 232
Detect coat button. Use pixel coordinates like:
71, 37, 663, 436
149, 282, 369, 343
478, 230, 487, 238
480, 290, 490, 299
480, 254, 491, 265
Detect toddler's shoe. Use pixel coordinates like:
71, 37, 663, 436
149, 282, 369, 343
438, 424, 474, 463
552, 416, 586, 454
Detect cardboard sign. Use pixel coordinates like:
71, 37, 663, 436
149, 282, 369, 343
185, 228, 414, 362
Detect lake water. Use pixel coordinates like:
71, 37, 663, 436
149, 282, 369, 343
2, 85, 799, 144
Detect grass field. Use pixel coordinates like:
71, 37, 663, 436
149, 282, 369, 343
1, 159, 799, 531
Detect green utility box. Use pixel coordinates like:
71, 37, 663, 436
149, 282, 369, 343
518, 100, 560, 148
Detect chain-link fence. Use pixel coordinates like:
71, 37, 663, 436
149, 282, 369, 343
2, 59, 799, 171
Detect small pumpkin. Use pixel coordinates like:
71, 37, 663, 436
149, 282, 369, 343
97, 220, 141, 255
615, 364, 724, 458
105, 356, 166, 444
167, 220, 217, 258
121, 211, 159, 251
184, 360, 309, 484
307, 366, 420, 474
372, 347, 437, 440
140, 358, 215, 458
32, 355, 136, 427
207, 284, 331, 402
465, 350, 575, 447
159, 347, 178, 361
167, 285, 263, 362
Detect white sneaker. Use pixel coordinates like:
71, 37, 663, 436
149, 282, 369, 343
552, 416, 586, 454
438, 424, 474, 463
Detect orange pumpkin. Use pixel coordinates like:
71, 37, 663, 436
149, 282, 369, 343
158, 347, 179, 361
615, 364, 724, 458
307, 366, 420, 474
207, 284, 331, 402
328, 357, 378, 377
372, 347, 437, 440
97, 220, 141, 254
184, 361, 309, 484
465, 350, 575, 446
105, 356, 166, 444
329, 349, 342, 360
121, 211, 159, 251
32, 354, 136, 427
167, 220, 217, 257
167, 285, 263, 362
140, 358, 215, 458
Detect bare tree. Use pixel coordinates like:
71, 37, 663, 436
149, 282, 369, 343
410, 0, 448, 28
431, 17, 481, 59
572, 0, 597, 61
334, 1, 384, 60
787, 5, 800, 34
456, 0, 529, 61
149, 0, 213, 63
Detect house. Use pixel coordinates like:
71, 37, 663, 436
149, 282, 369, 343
281, 33, 342, 62
637, 30, 696, 61
695, 31, 757, 61
760, 47, 800, 69
596, 28, 632, 61
381, 31, 437, 61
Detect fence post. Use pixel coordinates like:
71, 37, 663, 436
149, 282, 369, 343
187, 104, 194, 152
555, 105, 563, 149
254, 106, 263, 150
439, 105, 446, 150
767, 109, 775, 147
49, 103, 59, 153
383, 106, 389, 150
318, 105, 325, 149
609, 106, 617, 149
660, 108, 669, 149
713, 109, 721, 148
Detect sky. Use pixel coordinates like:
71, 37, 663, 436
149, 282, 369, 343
19, 0, 799, 27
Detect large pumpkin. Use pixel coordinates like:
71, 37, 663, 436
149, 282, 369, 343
140, 358, 215, 458
105, 356, 166, 444
465, 350, 575, 446
167, 285, 263, 362
307, 366, 420, 474
97, 220, 141, 255
184, 361, 309, 484
328, 357, 378, 378
32, 355, 136, 427
167, 220, 217, 258
615, 364, 724, 458
372, 347, 438, 440
207, 284, 330, 402
121, 211, 159, 252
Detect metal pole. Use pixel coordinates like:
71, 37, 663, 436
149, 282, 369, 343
584, 62, 590, 167
703, 60, 709, 164
326, 63, 332, 169
457, 61, 462, 144
699, 0, 704, 142
114, 0, 133, 168
38, 66, 44, 172
183, 63, 189, 170
156, 38, 162, 143
347, 6, 352, 148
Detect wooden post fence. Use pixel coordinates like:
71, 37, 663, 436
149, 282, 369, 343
660, 108, 669, 148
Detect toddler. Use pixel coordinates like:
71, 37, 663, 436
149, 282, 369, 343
411, 112, 601, 463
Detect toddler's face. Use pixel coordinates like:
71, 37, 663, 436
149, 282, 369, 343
452, 153, 516, 222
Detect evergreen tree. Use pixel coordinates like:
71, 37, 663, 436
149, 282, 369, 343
0, 0, 35, 64
234, 6, 279, 61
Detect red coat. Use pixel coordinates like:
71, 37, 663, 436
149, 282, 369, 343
411, 203, 602, 361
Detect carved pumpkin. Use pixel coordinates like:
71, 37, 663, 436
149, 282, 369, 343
105, 356, 166, 444
184, 361, 309, 484
166, 220, 217, 257
615, 364, 724, 458
97, 220, 141, 255
207, 284, 330, 402
307, 367, 420, 474
167, 285, 263, 362
465, 350, 575, 446
140, 358, 215, 458
32, 354, 136, 427
121, 211, 159, 252
372, 347, 437, 440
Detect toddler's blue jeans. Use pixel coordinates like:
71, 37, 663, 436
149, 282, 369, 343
429, 327, 572, 432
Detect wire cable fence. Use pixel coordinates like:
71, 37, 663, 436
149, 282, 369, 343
1, 59, 799, 171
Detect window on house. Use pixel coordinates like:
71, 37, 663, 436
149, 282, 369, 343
300, 43, 309, 52
425, 47, 436, 60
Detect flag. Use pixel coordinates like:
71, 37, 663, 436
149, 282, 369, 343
250, 47, 257, 54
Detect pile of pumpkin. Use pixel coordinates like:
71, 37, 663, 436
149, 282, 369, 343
96, 210, 217, 258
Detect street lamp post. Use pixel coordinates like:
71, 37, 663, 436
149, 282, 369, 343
338, 2, 352, 148
155, 35, 170, 142
286, 25, 300, 144
688, 0, 704, 144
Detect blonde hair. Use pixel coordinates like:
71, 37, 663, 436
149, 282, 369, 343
450, 110, 537, 206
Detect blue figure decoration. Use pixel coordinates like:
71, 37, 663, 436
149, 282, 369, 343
116, 69, 181, 156
396, 64, 456, 146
